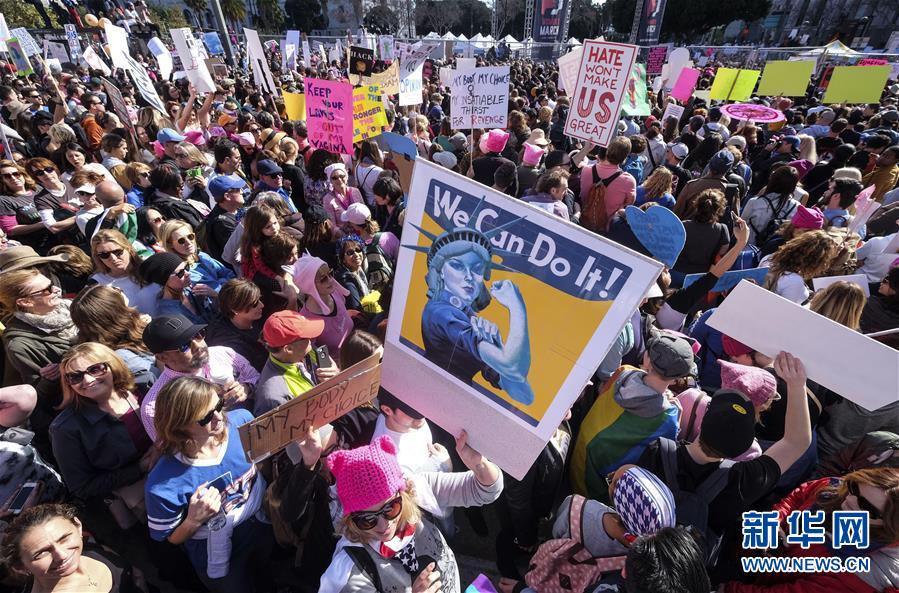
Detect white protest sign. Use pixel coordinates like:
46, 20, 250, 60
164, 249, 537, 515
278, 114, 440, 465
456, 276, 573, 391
661, 46, 692, 91
329, 44, 341, 64
707, 281, 899, 412
849, 186, 881, 236
46, 42, 68, 64
661, 102, 684, 125
103, 22, 130, 70
147, 37, 172, 81
301, 39, 311, 66
439, 66, 454, 89
0, 14, 10, 53
281, 41, 296, 72
399, 43, 437, 106
383, 159, 662, 479
123, 53, 166, 114
456, 57, 476, 70
171, 29, 216, 93
64, 24, 81, 63
812, 274, 870, 297
82, 46, 111, 76
378, 35, 395, 60
557, 46, 582, 92
449, 65, 510, 130
244, 28, 280, 97
564, 41, 638, 148
286, 30, 300, 69
9, 27, 39, 56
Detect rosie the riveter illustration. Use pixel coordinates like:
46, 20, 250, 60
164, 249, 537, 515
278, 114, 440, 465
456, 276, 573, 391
407, 206, 535, 405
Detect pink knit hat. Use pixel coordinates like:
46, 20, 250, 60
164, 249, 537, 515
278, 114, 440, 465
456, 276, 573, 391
479, 129, 509, 154
788, 159, 813, 180
291, 254, 349, 314
327, 435, 406, 515
791, 205, 825, 230
719, 360, 777, 408
522, 142, 544, 166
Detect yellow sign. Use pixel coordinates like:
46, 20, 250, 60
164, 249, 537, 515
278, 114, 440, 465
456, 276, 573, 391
363, 62, 399, 95
283, 91, 306, 121
709, 68, 760, 102
353, 84, 388, 142
756, 60, 816, 97
823, 65, 891, 104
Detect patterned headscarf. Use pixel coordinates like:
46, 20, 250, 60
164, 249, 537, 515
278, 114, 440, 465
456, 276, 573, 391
613, 466, 676, 537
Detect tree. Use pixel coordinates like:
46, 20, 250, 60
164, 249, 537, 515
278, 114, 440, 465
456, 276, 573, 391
454, 0, 491, 37
606, 0, 770, 42
493, 0, 523, 37
364, 5, 401, 34
414, 0, 459, 35
183, 0, 208, 27
0, 0, 60, 28
219, 0, 247, 28
566, 0, 600, 41
147, 3, 190, 33
284, 0, 327, 32
256, 0, 286, 32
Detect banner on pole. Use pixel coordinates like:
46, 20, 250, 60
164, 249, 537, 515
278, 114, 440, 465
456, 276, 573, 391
634, 0, 667, 45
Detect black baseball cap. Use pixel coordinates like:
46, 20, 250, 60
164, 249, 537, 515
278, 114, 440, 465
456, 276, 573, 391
142, 314, 207, 354
700, 390, 757, 458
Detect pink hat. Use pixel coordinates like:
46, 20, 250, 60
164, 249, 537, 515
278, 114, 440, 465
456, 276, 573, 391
183, 130, 206, 146
327, 435, 406, 515
791, 205, 825, 230
719, 360, 777, 408
721, 334, 753, 358
291, 254, 349, 314
788, 159, 813, 180
522, 142, 544, 167
676, 388, 709, 442
479, 129, 509, 154
235, 132, 256, 147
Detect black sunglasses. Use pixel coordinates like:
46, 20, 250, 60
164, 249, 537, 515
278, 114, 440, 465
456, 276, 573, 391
64, 361, 110, 385
197, 397, 224, 427
176, 233, 196, 246
174, 329, 206, 353
26, 284, 54, 297
171, 267, 189, 279
344, 247, 363, 255
32, 167, 55, 176
349, 495, 403, 530
847, 481, 883, 520
97, 248, 125, 260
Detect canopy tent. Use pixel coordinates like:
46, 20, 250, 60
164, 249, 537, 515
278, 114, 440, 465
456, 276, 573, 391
567, 37, 581, 45
503, 34, 518, 43
795, 40, 859, 57
455, 33, 468, 40
442, 32, 457, 40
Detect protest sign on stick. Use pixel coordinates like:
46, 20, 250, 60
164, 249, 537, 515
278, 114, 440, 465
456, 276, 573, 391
363, 62, 400, 95
350, 45, 375, 77
823, 65, 891, 104
670, 67, 700, 101
557, 47, 582, 92
399, 43, 437, 106
661, 102, 684, 126
353, 84, 388, 142
9, 28, 39, 56
171, 29, 216, 93
7, 39, 33, 77
620, 63, 651, 116
756, 60, 816, 97
646, 45, 668, 75
449, 66, 510, 130
305, 78, 353, 155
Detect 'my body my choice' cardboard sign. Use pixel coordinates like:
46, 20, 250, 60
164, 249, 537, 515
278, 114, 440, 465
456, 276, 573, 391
565, 40, 637, 148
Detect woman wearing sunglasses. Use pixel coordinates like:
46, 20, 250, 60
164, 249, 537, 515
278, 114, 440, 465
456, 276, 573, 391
0, 159, 49, 251
159, 219, 234, 295
49, 343, 157, 533
146, 376, 274, 592
27, 157, 80, 245
89, 229, 158, 314
140, 251, 217, 324
323, 162, 364, 233
319, 433, 502, 593
723, 467, 899, 593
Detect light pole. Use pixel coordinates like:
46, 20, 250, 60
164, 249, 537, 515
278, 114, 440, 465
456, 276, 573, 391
210, 0, 236, 67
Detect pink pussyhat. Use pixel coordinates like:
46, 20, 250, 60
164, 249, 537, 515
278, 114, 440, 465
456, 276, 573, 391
522, 142, 544, 167
719, 360, 777, 409
479, 129, 509, 154
327, 435, 406, 515
791, 205, 825, 230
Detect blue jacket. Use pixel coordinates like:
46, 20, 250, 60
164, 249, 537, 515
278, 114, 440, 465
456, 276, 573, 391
126, 185, 149, 208
189, 252, 235, 292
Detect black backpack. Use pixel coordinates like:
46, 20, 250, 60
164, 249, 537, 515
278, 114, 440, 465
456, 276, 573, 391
750, 194, 793, 246
658, 438, 734, 566
365, 233, 394, 292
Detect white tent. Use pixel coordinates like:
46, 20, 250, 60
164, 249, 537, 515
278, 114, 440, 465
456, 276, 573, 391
424, 32, 442, 39
442, 32, 457, 40
455, 33, 468, 40
503, 34, 518, 43
567, 37, 581, 45
796, 40, 859, 57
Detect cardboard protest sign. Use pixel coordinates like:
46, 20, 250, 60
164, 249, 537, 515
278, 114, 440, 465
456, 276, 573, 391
399, 43, 437, 106
756, 60, 815, 97
823, 66, 891, 104
812, 274, 870, 297
305, 78, 353, 155
171, 29, 216, 93
383, 160, 663, 479
564, 41, 638, 148
707, 281, 899, 412
709, 68, 760, 102
621, 63, 651, 117
203, 32, 225, 56
378, 35, 395, 60
364, 62, 400, 95
245, 28, 280, 97
646, 45, 668, 75
353, 84, 388, 142
625, 205, 685, 268
670, 67, 700, 101
283, 91, 306, 120
449, 66, 510, 130
101, 77, 134, 134
661, 102, 684, 126
82, 46, 111, 76
239, 354, 381, 462
103, 22, 130, 70
7, 39, 33, 77
350, 45, 375, 77
557, 47, 582, 92
682, 267, 768, 293
9, 28, 39, 57
64, 24, 80, 63
123, 53, 166, 115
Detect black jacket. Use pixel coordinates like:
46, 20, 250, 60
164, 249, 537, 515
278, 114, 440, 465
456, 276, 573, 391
202, 205, 237, 264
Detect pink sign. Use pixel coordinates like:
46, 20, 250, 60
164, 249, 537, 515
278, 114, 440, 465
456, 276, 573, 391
305, 77, 353, 155
670, 67, 700, 102
720, 103, 785, 124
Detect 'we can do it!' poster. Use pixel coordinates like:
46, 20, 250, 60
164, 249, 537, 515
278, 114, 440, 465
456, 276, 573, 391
383, 160, 661, 478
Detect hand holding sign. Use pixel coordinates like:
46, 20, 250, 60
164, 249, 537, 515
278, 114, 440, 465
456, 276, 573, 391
626, 205, 686, 268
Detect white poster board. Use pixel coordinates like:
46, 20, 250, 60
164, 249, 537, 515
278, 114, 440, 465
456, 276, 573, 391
564, 41, 638, 148
661, 102, 684, 125
378, 35, 395, 61
171, 29, 216, 93
0, 14, 10, 53
557, 46, 582, 92
707, 281, 899, 412
147, 37, 173, 81
383, 160, 663, 479
812, 274, 870, 297
398, 43, 437, 106
46, 42, 68, 64
286, 30, 300, 69
9, 27, 39, 56
244, 28, 280, 97
449, 66, 510, 130
302, 39, 311, 67
103, 22, 130, 70
124, 53, 166, 114
82, 46, 111, 76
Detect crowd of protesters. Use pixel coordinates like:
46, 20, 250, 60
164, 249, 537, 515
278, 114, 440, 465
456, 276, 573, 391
0, 22, 897, 593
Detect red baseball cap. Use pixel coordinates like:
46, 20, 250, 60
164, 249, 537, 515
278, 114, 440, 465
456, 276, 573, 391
262, 311, 324, 347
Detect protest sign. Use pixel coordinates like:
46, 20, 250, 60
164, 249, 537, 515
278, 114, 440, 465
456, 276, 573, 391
812, 274, 870, 297
171, 29, 216, 93
203, 32, 225, 56
625, 205, 685, 268
350, 45, 375, 77
848, 185, 880, 236
63, 24, 80, 63
646, 45, 668, 75
375, 132, 417, 160
378, 35, 395, 60
82, 46, 111, 76
0, 14, 9, 53
383, 160, 662, 479
449, 66, 510, 130
46, 42, 68, 65
682, 267, 768, 293
147, 38, 173, 80
707, 281, 899, 412
859, 58, 889, 66
661, 101, 684, 126
283, 91, 306, 120
245, 28, 280, 97
439, 66, 454, 90
621, 63, 651, 116
301, 38, 311, 67
756, 60, 815, 96
399, 43, 437, 106
564, 41, 638, 148
8, 39, 33, 77
285, 30, 300, 69
823, 65, 891, 104
305, 78, 353, 155
103, 22, 130, 70
456, 57, 476, 71
123, 53, 166, 115
557, 46, 582, 92
670, 67, 700, 101
9, 28, 39, 57
364, 61, 400, 95
205, 57, 227, 78
101, 77, 134, 135
661, 46, 692, 90
709, 68, 760, 102
353, 84, 388, 142
239, 354, 381, 463
45, 58, 61, 74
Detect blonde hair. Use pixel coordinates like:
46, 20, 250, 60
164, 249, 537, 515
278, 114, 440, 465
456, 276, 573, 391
280, 137, 299, 160
340, 479, 421, 544
91, 229, 142, 283
159, 219, 198, 265
48, 245, 93, 278
0, 269, 42, 319
764, 230, 837, 289
154, 377, 225, 456
640, 167, 673, 201
48, 123, 77, 145
797, 134, 818, 164
176, 142, 210, 168
59, 342, 135, 410
809, 281, 866, 330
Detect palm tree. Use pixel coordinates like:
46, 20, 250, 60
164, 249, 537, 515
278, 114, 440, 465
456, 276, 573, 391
220, 0, 247, 28
183, 0, 209, 27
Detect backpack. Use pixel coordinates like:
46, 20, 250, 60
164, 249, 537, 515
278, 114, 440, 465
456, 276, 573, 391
658, 437, 733, 566
581, 167, 622, 234
524, 494, 626, 593
750, 194, 794, 247
365, 233, 394, 291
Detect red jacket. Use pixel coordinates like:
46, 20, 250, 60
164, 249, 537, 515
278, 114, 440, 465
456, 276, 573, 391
724, 478, 899, 593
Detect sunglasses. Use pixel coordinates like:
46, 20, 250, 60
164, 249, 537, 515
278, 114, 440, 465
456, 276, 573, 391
138, 172, 151, 179
344, 248, 363, 256
173, 329, 206, 353
171, 267, 189, 279
1, 171, 22, 179
197, 397, 224, 427
26, 284, 55, 298
32, 167, 55, 176
350, 495, 403, 530
847, 481, 883, 520
64, 361, 110, 385
97, 248, 125, 260
331, 174, 347, 180
176, 233, 196, 246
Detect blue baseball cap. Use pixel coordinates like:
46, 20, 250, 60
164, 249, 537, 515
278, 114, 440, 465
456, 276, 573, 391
157, 128, 186, 143
208, 174, 247, 200
257, 159, 283, 176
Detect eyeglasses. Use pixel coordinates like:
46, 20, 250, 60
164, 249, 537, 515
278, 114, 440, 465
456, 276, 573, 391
197, 397, 224, 427
64, 362, 110, 385
247, 298, 262, 309
25, 284, 55, 297
349, 495, 404, 530
173, 329, 206, 353
344, 248, 363, 256
331, 174, 347, 180
175, 233, 196, 246
265, 172, 283, 178
97, 248, 125, 260
1, 171, 22, 180
847, 481, 883, 520
89, 101, 103, 106
31, 167, 55, 176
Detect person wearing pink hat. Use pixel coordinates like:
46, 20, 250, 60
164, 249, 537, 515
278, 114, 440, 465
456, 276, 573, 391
292, 254, 353, 364
471, 129, 514, 189
758, 203, 826, 257
323, 162, 364, 232
515, 143, 545, 197
318, 433, 502, 593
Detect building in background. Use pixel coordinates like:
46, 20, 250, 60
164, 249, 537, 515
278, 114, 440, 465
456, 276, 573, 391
767, 0, 899, 48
